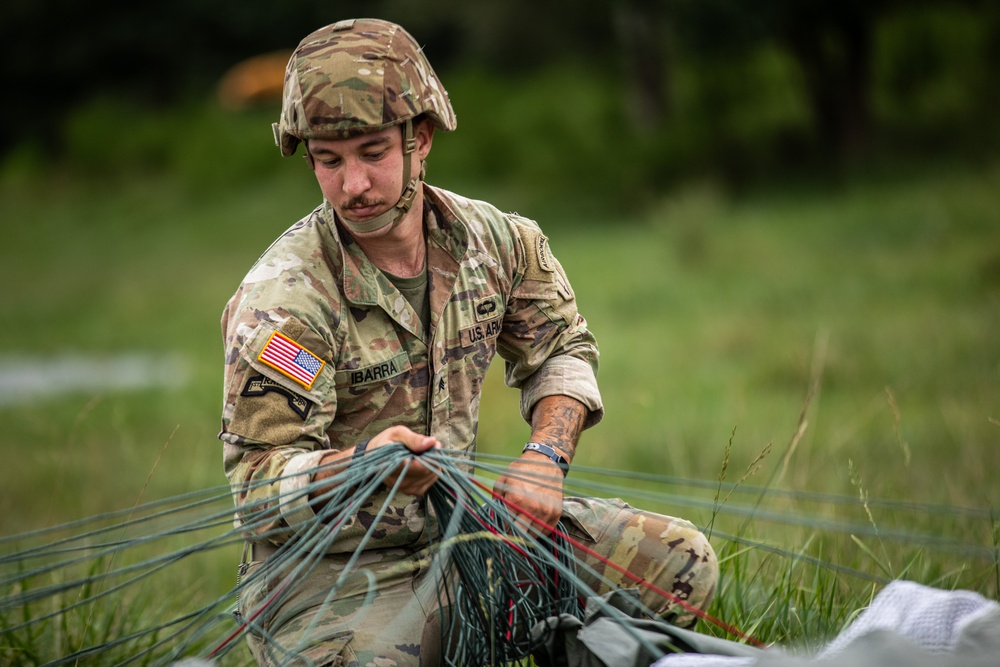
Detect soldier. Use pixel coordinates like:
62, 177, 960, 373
220, 18, 718, 665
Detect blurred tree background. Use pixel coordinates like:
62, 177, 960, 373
2, 0, 998, 206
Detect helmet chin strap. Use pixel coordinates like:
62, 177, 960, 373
339, 120, 420, 235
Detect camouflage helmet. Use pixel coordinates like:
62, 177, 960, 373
272, 18, 457, 158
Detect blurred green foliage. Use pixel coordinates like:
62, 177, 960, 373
3, 2, 998, 205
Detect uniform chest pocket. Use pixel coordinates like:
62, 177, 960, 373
444, 311, 502, 403
455, 294, 506, 373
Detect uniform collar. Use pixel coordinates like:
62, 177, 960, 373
325, 186, 467, 341
422, 184, 469, 264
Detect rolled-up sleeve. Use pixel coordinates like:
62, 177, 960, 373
498, 217, 604, 429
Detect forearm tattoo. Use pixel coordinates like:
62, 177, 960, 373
530, 396, 587, 462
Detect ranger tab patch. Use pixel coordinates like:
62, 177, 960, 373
258, 331, 325, 390
241, 375, 312, 420
535, 235, 555, 273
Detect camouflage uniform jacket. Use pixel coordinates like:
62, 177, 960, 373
220, 184, 603, 553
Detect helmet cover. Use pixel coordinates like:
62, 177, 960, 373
273, 18, 457, 157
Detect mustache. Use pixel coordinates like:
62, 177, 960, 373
345, 196, 384, 209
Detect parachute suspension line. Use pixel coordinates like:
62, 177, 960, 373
421, 457, 585, 665
473, 452, 995, 561
212, 449, 408, 662
464, 474, 768, 649
3, 444, 996, 664
224, 445, 689, 665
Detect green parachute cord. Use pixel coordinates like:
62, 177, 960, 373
1, 444, 996, 665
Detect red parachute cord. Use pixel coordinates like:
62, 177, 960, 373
470, 477, 768, 649
208, 471, 766, 656
208, 511, 352, 658
208, 566, 296, 658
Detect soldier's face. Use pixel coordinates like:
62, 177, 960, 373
306, 122, 433, 227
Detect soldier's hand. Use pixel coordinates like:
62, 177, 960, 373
493, 453, 564, 537
367, 425, 441, 496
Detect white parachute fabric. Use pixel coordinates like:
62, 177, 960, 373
653, 580, 1000, 667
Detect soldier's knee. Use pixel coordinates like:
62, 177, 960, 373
644, 518, 719, 627
684, 526, 719, 609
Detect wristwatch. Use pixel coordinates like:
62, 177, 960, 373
522, 442, 570, 476
353, 439, 371, 460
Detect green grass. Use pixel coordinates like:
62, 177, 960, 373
1, 139, 998, 661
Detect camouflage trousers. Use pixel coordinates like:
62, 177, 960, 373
239, 497, 718, 666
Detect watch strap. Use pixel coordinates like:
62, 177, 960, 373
522, 441, 569, 476
353, 439, 371, 460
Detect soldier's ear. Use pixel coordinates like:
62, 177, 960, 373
414, 119, 435, 161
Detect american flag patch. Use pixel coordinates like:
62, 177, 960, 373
257, 331, 325, 390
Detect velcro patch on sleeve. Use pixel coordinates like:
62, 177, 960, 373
241, 375, 312, 420
535, 235, 555, 273
257, 331, 326, 390
517, 223, 556, 281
